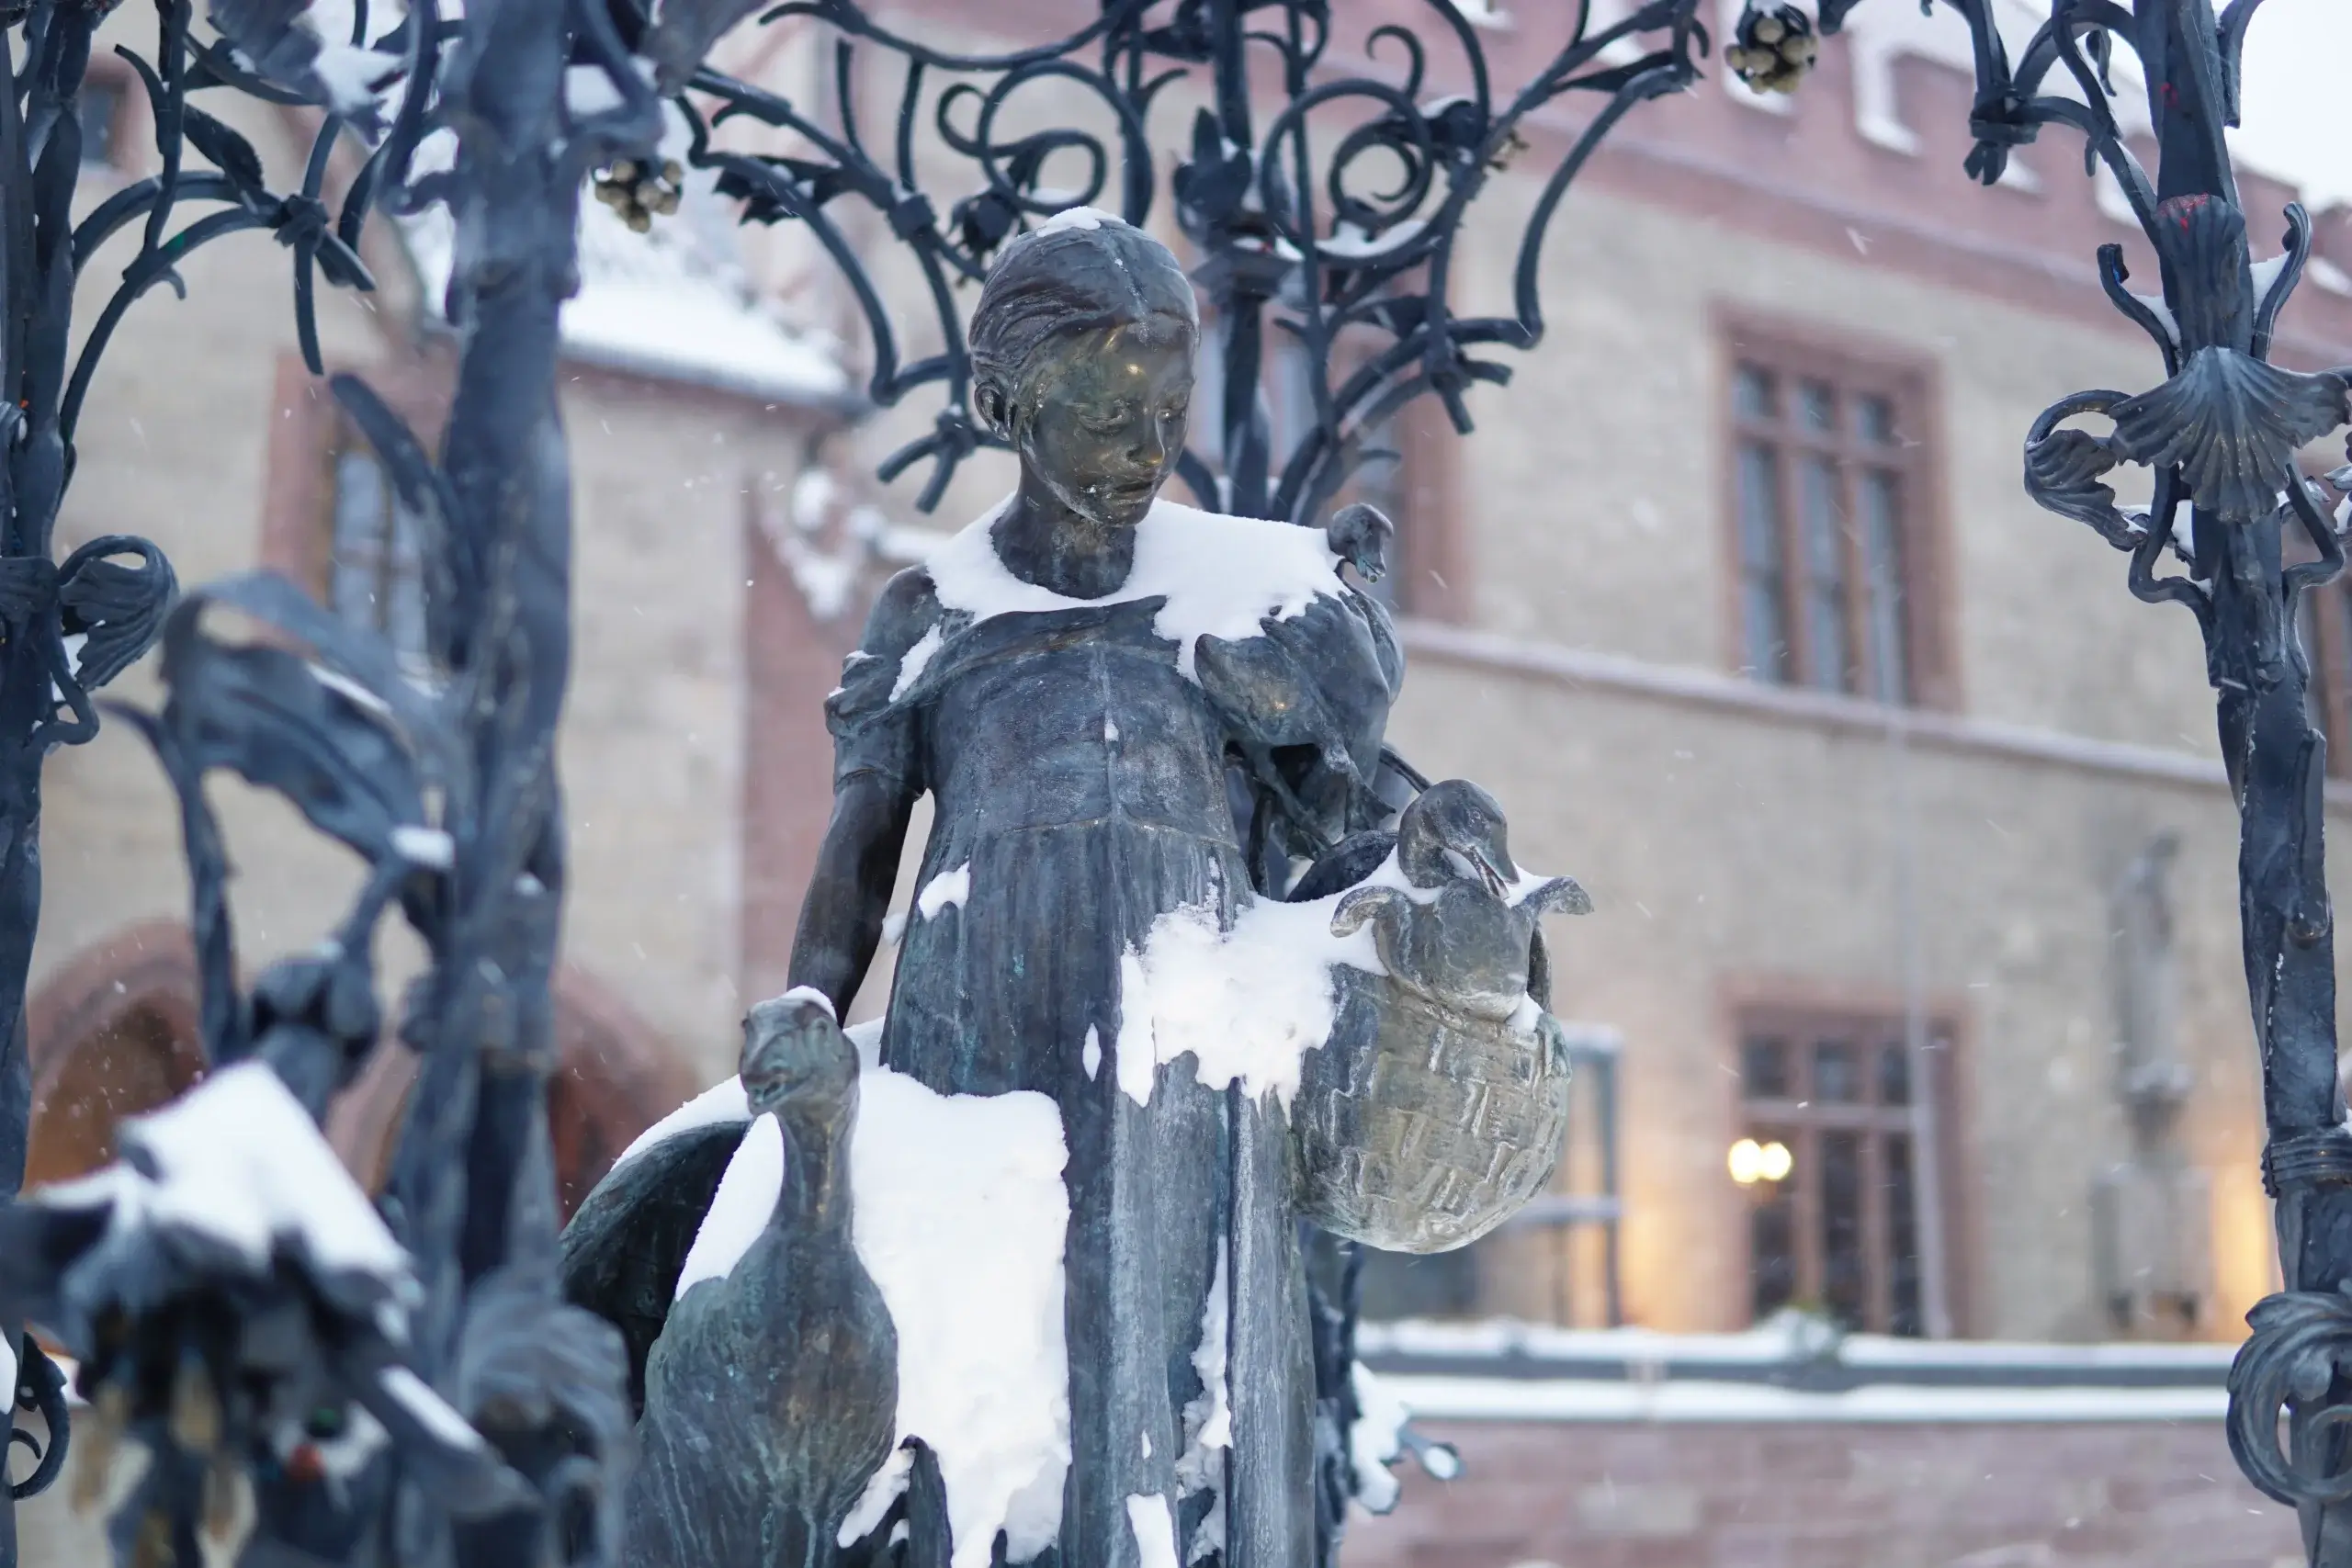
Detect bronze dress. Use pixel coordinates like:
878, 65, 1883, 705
828, 524, 1396, 1568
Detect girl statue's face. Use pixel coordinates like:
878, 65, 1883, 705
1016, 320, 1194, 529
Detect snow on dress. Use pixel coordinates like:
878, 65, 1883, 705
826, 500, 1397, 1568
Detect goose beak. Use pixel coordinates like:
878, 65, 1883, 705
1474, 845, 1513, 898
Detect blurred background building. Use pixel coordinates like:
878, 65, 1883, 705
19, 1, 2350, 1563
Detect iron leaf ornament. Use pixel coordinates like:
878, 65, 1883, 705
0, 0, 424, 1540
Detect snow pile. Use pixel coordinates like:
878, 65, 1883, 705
1348, 1364, 1411, 1514
1035, 206, 1114, 234
1173, 1244, 1229, 1549
1115, 893, 1379, 1107
673, 1112, 785, 1298
37, 1062, 415, 1308
842, 1071, 1071, 1568
1354, 844, 1576, 914
890, 624, 947, 699
917, 862, 972, 919
1124, 1493, 1181, 1568
922, 498, 1345, 680
378, 1365, 491, 1456
1319, 219, 1426, 261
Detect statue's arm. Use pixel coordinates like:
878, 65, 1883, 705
786, 567, 933, 1016
788, 773, 915, 1016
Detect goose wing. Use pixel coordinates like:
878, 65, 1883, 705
560, 1121, 748, 1416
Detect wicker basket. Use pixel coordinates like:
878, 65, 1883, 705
1291, 967, 1571, 1254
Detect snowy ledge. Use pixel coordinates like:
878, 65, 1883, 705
1378, 1374, 2229, 1427
1357, 1317, 2239, 1375
1355, 1316, 2240, 1415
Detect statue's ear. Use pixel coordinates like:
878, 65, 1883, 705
974, 378, 1013, 441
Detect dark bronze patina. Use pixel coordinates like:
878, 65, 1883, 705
562, 217, 1589, 1568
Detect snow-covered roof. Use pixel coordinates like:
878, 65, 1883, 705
392, 112, 852, 408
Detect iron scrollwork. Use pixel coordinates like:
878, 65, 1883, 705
1, 0, 663, 1558
0, 0, 412, 1541
671, 0, 1715, 523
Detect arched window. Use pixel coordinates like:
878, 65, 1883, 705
25, 929, 691, 1224
22, 920, 205, 1191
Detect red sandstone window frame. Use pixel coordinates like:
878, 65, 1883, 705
1736, 1005, 1954, 1337
1718, 319, 1953, 709
260, 352, 455, 604
77, 57, 138, 176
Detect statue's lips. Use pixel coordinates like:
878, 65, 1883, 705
1090, 479, 1161, 513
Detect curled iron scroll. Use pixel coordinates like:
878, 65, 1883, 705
2231, 1287, 2352, 1507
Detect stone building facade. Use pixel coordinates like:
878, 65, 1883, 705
16, 1, 2352, 1561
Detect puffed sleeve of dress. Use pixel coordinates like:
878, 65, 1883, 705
1261, 582, 1402, 786
823, 567, 944, 795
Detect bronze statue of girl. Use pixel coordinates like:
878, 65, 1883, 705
563, 211, 1417, 1568
792, 210, 1397, 1568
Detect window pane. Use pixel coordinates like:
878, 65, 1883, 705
1819, 1130, 1866, 1327
331, 446, 429, 665
79, 82, 119, 168
1886, 1133, 1923, 1337
1742, 1036, 1790, 1099
387, 491, 429, 665
332, 449, 392, 632
1856, 468, 1909, 704
1813, 1039, 1857, 1102
1798, 455, 1851, 694
1733, 365, 1777, 420
1856, 393, 1897, 445
1750, 1160, 1798, 1321
1799, 380, 1835, 434
1736, 441, 1791, 683
1878, 1041, 1911, 1106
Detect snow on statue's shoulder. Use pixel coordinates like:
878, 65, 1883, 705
921, 497, 1345, 679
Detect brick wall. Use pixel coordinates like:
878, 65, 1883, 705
1343, 1418, 2300, 1568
